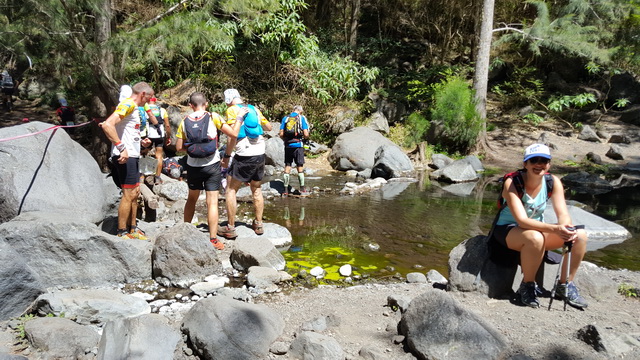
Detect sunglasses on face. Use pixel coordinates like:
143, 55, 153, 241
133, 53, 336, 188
528, 157, 550, 165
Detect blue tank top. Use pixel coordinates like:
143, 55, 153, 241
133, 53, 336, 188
496, 183, 548, 225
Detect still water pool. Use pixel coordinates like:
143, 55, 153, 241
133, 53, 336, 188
257, 173, 640, 279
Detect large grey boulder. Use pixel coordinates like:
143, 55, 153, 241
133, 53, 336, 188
152, 223, 222, 288
371, 144, 414, 179
181, 296, 284, 360
24, 317, 100, 359
326, 107, 358, 134
430, 158, 479, 183
289, 331, 345, 360
0, 241, 44, 321
329, 127, 397, 171
97, 314, 181, 360
448, 235, 517, 298
230, 221, 293, 248
561, 171, 614, 195
543, 205, 631, 250
0, 121, 117, 225
35, 289, 151, 325
230, 237, 286, 271
265, 137, 285, 168
366, 111, 390, 134
0, 212, 151, 288
399, 289, 508, 360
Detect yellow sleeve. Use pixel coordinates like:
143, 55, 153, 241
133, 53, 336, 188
144, 103, 152, 113
114, 99, 136, 117
211, 112, 225, 130
225, 105, 239, 124
176, 121, 186, 139
255, 108, 269, 125
161, 108, 168, 120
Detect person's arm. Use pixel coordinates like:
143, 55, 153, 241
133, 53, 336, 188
219, 110, 245, 139
101, 112, 128, 163
256, 108, 272, 131
174, 121, 186, 152
145, 104, 159, 126
302, 116, 310, 139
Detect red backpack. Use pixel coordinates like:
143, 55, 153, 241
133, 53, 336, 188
496, 170, 554, 209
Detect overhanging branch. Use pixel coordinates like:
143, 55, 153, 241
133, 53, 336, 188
131, 0, 190, 33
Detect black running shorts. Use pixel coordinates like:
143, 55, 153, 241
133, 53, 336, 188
284, 147, 305, 167
111, 156, 140, 189
149, 137, 164, 147
186, 162, 221, 191
492, 224, 518, 248
228, 154, 265, 183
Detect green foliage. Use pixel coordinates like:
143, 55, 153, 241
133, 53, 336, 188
618, 283, 639, 298
614, 98, 630, 109
523, 113, 545, 126
491, 66, 544, 108
548, 93, 597, 112
429, 75, 482, 154
16, 314, 35, 340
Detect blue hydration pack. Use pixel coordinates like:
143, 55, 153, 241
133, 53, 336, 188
237, 104, 263, 139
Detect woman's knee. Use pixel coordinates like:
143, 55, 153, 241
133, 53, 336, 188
522, 230, 545, 248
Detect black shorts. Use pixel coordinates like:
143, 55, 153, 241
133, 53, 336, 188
228, 154, 265, 183
492, 224, 518, 247
111, 156, 140, 189
149, 137, 164, 147
2, 87, 14, 96
284, 147, 305, 167
186, 162, 221, 191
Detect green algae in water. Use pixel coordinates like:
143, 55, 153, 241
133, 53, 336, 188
285, 245, 383, 279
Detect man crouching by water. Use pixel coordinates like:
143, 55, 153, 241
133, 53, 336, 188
100, 82, 154, 240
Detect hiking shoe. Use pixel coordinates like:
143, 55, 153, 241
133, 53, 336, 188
300, 186, 310, 196
210, 237, 225, 250
252, 219, 264, 235
129, 226, 148, 241
117, 230, 136, 239
518, 282, 540, 308
555, 281, 588, 309
217, 225, 237, 239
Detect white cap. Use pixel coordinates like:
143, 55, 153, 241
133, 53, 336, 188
59, 98, 68, 107
119, 85, 132, 102
224, 89, 241, 104
523, 144, 552, 162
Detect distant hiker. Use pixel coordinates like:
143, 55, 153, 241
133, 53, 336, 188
175, 92, 243, 250
279, 105, 310, 196
147, 97, 172, 185
56, 98, 75, 126
100, 82, 155, 240
489, 144, 589, 309
218, 88, 272, 238
1, 69, 17, 112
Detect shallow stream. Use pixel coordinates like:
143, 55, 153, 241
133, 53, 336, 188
258, 172, 640, 280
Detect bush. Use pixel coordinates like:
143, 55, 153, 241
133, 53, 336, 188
430, 76, 482, 153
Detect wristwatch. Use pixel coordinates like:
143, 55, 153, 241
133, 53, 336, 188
223, 153, 231, 158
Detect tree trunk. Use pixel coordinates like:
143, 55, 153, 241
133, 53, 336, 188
94, 0, 118, 111
348, 0, 361, 57
473, 0, 495, 153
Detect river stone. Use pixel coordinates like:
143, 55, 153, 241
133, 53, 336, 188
152, 222, 222, 288
97, 314, 181, 360
329, 127, 397, 171
247, 266, 292, 288
0, 212, 151, 288
431, 158, 479, 183
24, 317, 100, 359
430, 153, 454, 169
230, 236, 286, 271
0, 121, 118, 225
265, 137, 285, 168
399, 288, 507, 359
232, 221, 293, 248
157, 180, 189, 201
367, 111, 390, 134
543, 205, 631, 250
406, 272, 427, 283
0, 241, 45, 321
181, 296, 284, 360
371, 144, 414, 179
289, 331, 345, 360
35, 289, 151, 325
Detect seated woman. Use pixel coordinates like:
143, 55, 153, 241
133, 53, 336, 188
492, 144, 588, 309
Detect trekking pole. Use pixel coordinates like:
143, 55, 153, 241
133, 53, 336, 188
562, 240, 573, 311
547, 239, 573, 311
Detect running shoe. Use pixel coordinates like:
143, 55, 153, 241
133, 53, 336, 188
129, 226, 148, 241
252, 219, 264, 235
555, 281, 588, 309
217, 225, 237, 239
518, 281, 540, 308
210, 237, 224, 250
